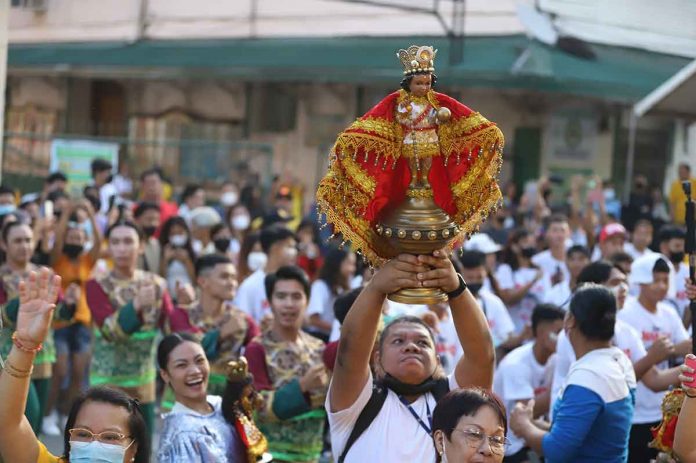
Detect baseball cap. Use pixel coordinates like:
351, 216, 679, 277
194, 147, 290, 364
599, 223, 627, 243
464, 233, 502, 254
630, 253, 670, 286
189, 206, 221, 228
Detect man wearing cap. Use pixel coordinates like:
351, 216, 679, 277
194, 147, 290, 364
618, 253, 692, 463
593, 222, 628, 262
91, 158, 119, 215
464, 233, 501, 293
189, 206, 222, 255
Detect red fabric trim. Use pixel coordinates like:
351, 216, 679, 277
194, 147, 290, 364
245, 341, 273, 391
85, 279, 115, 327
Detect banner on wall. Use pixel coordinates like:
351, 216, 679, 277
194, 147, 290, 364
50, 139, 119, 197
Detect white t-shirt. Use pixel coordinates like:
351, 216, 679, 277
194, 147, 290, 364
532, 250, 569, 285
496, 265, 549, 333
327, 371, 459, 463
307, 279, 338, 334
617, 298, 690, 423
544, 281, 572, 310
624, 243, 655, 261
550, 319, 646, 417
98, 182, 119, 215
493, 342, 551, 455
477, 289, 515, 348
667, 262, 690, 319
233, 269, 270, 324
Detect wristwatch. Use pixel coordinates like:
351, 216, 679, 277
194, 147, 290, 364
446, 274, 468, 300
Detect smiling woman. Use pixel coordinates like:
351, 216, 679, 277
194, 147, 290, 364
156, 333, 244, 462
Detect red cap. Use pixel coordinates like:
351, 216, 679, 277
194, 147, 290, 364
599, 223, 627, 243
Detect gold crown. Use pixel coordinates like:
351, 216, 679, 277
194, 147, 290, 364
397, 45, 437, 76
226, 357, 249, 382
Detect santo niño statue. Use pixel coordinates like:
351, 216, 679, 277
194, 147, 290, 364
317, 45, 504, 268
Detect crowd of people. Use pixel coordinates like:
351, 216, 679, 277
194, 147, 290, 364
0, 157, 695, 463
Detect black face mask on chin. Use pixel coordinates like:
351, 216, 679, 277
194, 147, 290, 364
63, 244, 84, 259
379, 373, 439, 396
669, 251, 685, 265
467, 282, 483, 297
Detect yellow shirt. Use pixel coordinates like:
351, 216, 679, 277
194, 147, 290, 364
37, 441, 64, 463
669, 178, 696, 224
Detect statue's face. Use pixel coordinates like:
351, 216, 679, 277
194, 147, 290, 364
409, 74, 432, 97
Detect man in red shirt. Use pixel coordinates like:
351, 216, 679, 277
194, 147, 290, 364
138, 168, 178, 229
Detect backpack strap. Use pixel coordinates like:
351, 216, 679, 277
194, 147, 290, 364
337, 384, 388, 463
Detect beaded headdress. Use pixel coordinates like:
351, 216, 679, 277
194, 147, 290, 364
397, 45, 437, 75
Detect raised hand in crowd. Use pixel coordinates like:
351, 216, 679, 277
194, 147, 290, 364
299, 364, 328, 394
134, 282, 157, 313
174, 280, 196, 305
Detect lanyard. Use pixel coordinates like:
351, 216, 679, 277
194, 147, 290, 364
398, 395, 432, 434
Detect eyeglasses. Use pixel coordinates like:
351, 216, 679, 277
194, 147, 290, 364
68, 428, 134, 448
452, 428, 509, 455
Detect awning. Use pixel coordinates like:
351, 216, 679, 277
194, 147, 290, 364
633, 58, 696, 119
624, 58, 696, 198
7, 35, 691, 103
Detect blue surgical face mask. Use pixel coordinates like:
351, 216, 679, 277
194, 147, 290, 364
70, 440, 129, 463
0, 204, 16, 216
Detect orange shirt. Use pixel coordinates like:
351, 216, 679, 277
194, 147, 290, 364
52, 253, 96, 326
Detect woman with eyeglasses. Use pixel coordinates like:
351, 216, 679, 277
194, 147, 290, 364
510, 284, 636, 463
432, 388, 508, 462
0, 268, 150, 463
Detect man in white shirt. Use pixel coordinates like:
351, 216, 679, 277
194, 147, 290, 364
544, 245, 590, 310
90, 158, 119, 215
460, 251, 518, 354
494, 304, 565, 462
657, 226, 690, 321
234, 224, 297, 324
532, 215, 571, 286
326, 250, 495, 463
624, 219, 654, 261
618, 253, 691, 463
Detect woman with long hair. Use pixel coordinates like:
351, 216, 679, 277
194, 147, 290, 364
159, 216, 196, 297
156, 333, 268, 462
306, 248, 356, 341
495, 229, 548, 335
0, 269, 150, 463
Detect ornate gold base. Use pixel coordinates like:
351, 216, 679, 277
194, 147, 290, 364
388, 286, 448, 305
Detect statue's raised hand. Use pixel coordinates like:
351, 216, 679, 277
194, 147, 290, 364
15, 268, 62, 349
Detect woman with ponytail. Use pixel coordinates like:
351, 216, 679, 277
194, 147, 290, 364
509, 284, 636, 463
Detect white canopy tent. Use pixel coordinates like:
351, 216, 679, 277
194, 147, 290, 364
624, 58, 696, 198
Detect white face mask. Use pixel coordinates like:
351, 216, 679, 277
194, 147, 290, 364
231, 215, 251, 231
169, 234, 188, 247
220, 191, 239, 207
247, 251, 268, 272
69, 440, 128, 463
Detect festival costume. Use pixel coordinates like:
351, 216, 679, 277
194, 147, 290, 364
246, 329, 326, 462
316, 46, 504, 265
0, 264, 71, 433
85, 269, 175, 430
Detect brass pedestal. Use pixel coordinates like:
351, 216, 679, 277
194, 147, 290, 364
377, 188, 459, 304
